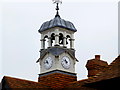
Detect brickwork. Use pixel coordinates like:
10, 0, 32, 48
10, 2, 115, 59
86, 55, 108, 77
38, 72, 77, 88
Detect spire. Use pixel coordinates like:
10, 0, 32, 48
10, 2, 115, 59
52, 0, 62, 17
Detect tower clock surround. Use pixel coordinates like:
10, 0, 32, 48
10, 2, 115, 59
38, 46, 77, 74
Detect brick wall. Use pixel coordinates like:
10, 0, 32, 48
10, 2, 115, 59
38, 72, 77, 88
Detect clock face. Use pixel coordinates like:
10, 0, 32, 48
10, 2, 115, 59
44, 57, 53, 69
61, 56, 71, 69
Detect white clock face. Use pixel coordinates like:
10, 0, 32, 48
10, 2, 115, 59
61, 56, 71, 69
44, 57, 53, 69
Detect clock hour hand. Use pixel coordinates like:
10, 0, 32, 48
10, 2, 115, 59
64, 59, 68, 64
45, 60, 49, 64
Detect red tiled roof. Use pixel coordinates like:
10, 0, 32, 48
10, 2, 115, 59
66, 79, 88, 88
65, 79, 96, 90
2, 76, 49, 89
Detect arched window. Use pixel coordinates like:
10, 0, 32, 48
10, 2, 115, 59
66, 35, 71, 48
44, 35, 48, 49
59, 33, 64, 46
51, 33, 55, 46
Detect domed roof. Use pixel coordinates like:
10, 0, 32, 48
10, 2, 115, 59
38, 15, 77, 33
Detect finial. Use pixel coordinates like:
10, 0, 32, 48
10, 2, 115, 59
52, 0, 62, 17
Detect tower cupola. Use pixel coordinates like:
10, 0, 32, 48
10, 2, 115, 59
38, 1, 77, 50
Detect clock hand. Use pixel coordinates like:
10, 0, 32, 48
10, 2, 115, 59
64, 59, 68, 64
46, 60, 49, 64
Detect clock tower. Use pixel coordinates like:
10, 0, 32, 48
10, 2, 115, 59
37, 1, 78, 88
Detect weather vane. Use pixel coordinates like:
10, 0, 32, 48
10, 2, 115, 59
52, 0, 62, 16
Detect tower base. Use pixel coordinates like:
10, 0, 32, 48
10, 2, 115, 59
38, 70, 77, 88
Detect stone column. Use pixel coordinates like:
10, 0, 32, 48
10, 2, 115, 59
63, 32, 66, 47
63, 37, 67, 47
40, 39, 46, 49
55, 34, 59, 46
70, 34, 75, 49
70, 39, 75, 49
55, 29, 59, 46
48, 37, 52, 47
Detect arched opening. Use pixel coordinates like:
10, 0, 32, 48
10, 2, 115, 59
66, 35, 71, 48
44, 35, 48, 49
51, 33, 55, 46
59, 33, 64, 46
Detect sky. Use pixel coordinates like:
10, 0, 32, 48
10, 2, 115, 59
0, 0, 119, 82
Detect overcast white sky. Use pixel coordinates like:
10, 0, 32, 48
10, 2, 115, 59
0, 0, 119, 82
